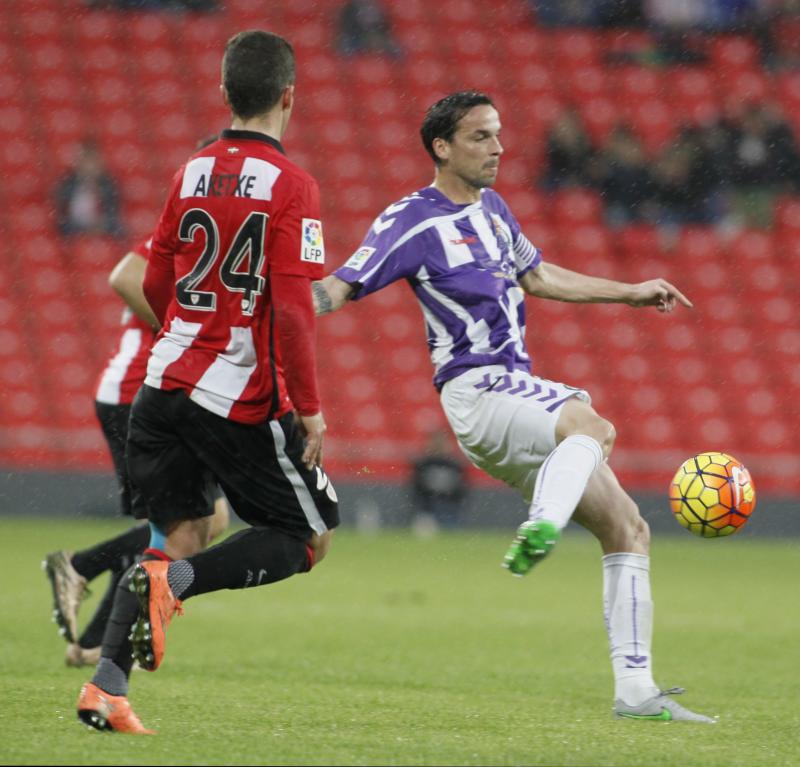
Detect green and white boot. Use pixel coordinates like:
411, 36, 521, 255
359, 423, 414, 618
502, 520, 560, 576
614, 688, 716, 723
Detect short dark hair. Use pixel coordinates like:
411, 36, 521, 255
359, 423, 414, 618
222, 30, 295, 119
420, 91, 495, 165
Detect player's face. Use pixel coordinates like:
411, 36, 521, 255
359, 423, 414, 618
441, 105, 503, 189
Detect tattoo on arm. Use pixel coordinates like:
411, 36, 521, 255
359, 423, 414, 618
312, 281, 334, 316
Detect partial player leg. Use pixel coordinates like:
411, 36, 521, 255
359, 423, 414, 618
573, 463, 715, 723
504, 398, 610, 575
43, 551, 88, 644
130, 526, 330, 671
67, 567, 127, 667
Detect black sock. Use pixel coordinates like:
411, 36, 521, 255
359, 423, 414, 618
97, 563, 139, 678
71, 525, 150, 581
78, 567, 126, 649
178, 527, 309, 600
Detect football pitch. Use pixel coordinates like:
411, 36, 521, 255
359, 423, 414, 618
0, 516, 797, 767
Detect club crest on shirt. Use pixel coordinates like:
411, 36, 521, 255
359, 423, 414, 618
343, 246, 375, 271
301, 218, 325, 263
491, 214, 512, 249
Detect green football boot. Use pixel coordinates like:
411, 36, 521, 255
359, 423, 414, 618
502, 519, 560, 576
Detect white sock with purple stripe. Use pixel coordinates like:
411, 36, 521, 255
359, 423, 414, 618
603, 552, 659, 705
528, 434, 604, 530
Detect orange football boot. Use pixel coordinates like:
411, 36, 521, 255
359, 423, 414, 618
130, 561, 183, 671
76, 682, 154, 734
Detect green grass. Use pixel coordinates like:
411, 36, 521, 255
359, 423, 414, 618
0, 517, 798, 766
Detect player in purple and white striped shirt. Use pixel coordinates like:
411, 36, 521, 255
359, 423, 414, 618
313, 91, 714, 723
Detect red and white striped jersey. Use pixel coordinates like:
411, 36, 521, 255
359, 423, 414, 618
95, 239, 157, 406
144, 130, 325, 424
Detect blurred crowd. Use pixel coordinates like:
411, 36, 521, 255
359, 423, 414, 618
542, 102, 800, 229
531, 0, 800, 70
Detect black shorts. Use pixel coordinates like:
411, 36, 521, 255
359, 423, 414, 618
95, 401, 145, 518
126, 385, 339, 540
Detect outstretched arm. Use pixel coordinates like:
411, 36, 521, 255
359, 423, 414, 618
311, 274, 356, 316
519, 262, 693, 313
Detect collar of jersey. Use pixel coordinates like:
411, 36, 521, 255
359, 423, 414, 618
419, 185, 485, 213
220, 129, 286, 155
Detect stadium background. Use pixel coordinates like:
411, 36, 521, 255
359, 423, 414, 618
0, 0, 798, 535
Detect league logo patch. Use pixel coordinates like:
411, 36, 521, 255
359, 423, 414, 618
301, 219, 325, 263
343, 246, 375, 271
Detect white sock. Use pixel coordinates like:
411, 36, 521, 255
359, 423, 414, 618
603, 553, 659, 706
528, 434, 603, 530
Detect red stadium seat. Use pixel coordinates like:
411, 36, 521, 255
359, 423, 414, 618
514, 61, 555, 98
564, 64, 608, 100
550, 188, 603, 226
774, 196, 800, 233
394, 23, 440, 60
434, 0, 481, 27
710, 35, 760, 73
726, 229, 774, 262
614, 67, 665, 101
559, 224, 612, 265
578, 96, 617, 145
617, 225, 662, 259
625, 97, 675, 151
457, 60, 503, 94
668, 68, 720, 123
550, 29, 602, 67
718, 69, 772, 108
504, 28, 549, 65
677, 227, 722, 261
448, 28, 492, 62
389, 0, 427, 24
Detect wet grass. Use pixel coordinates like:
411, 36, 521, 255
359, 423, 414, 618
0, 516, 797, 766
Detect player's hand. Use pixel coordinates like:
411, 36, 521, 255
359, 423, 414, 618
628, 279, 693, 313
297, 411, 326, 469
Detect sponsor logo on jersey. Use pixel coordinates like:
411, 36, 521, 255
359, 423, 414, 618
301, 219, 325, 263
343, 246, 375, 271
450, 236, 478, 245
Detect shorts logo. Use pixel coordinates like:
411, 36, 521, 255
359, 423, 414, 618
315, 466, 338, 503
301, 219, 325, 263
343, 246, 375, 272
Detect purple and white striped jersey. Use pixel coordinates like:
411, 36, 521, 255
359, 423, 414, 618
334, 186, 542, 389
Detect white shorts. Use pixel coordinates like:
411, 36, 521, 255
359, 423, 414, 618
440, 366, 590, 503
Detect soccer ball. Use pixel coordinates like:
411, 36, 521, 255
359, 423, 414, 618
668, 452, 756, 537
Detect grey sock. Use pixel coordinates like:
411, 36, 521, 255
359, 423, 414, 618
167, 560, 195, 600
92, 658, 129, 697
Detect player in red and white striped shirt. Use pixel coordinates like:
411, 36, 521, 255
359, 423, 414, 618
45, 237, 229, 668
77, 31, 339, 734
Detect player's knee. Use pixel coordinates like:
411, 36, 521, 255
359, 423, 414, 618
208, 498, 230, 543
601, 420, 617, 458
308, 530, 334, 566
558, 400, 616, 459
575, 415, 616, 459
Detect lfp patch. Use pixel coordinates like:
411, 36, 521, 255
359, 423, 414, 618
301, 219, 325, 263
343, 246, 375, 271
